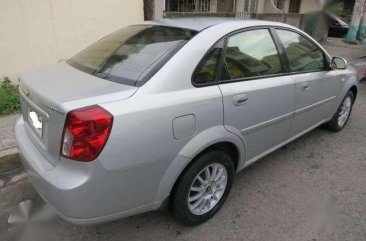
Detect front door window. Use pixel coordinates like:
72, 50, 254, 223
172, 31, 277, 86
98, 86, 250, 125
244, 0, 257, 13
276, 29, 325, 73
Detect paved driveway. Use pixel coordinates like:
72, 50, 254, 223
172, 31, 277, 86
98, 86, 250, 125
1, 82, 366, 241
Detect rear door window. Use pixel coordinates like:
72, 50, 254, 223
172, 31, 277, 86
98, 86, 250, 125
68, 25, 197, 86
193, 40, 225, 85
220, 29, 283, 81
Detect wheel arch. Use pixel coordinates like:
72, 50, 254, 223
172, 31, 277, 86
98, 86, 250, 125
350, 85, 358, 101
170, 141, 239, 194
328, 74, 358, 121
153, 126, 245, 205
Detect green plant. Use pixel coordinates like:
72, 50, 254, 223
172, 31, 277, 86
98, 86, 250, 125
0, 77, 20, 116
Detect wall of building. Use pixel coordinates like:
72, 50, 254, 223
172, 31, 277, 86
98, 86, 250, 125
217, 0, 234, 12
235, 0, 291, 14
235, 0, 244, 12
299, 0, 325, 13
154, 0, 165, 19
234, 0, 259, 13
0, 0, 144, 83
256, 0, 266, 13
263, 0, 288, 13
210, 0, 218, 12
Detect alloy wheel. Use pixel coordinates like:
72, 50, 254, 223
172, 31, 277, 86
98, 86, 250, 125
338, 96, 352, 127
187, 163, 228, 215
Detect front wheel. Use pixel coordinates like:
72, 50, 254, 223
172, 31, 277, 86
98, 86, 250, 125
324, 91, 354, 132
172, 150, 234, 226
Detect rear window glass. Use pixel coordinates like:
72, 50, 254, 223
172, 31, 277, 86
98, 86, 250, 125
68, 25, 197, 86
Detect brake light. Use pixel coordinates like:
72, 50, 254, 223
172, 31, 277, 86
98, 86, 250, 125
61, 105, 113, 162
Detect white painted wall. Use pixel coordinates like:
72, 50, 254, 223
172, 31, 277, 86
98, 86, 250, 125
0, 0, 144, 83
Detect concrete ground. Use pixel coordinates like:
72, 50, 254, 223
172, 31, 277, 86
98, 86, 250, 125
0, 114, 17, 153
323, 37, 366, 61
1, 85, 366, 241
322, 38, 366, 80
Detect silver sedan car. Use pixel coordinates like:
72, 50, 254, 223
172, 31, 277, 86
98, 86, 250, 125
15, 18, 358, 226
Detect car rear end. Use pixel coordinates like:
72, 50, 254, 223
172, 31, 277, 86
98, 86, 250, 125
15, 62, 141, 224
15, 24, 197, 224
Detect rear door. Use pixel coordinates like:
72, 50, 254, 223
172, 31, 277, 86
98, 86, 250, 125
217, 28, 296, 161
274, 29, 343, 137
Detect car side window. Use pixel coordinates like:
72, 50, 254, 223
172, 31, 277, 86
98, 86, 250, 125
193, 40, 224, 85
276, 29, 325, 72
220, 29, 283, 81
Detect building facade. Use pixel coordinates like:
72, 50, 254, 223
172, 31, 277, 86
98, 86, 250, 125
160, 0, 329, 42
0, 0, 144, 83
163, 0, 325, 15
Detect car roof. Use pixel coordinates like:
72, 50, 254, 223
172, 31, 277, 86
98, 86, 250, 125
145, 17, 289, 32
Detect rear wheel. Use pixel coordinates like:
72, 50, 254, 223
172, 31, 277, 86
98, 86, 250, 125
324, 91, 354, 132
172, 150, 234, 226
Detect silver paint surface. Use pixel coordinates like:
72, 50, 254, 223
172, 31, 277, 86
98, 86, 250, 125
15, 18, 358, 225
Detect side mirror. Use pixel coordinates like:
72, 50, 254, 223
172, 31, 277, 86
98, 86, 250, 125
331, 57, 348, 70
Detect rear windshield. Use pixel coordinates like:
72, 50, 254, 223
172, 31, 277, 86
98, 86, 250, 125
68, 25, 197, 86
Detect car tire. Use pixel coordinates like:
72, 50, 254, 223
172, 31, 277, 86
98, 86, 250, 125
324, 91, 354, 132
172, 150, 235, 226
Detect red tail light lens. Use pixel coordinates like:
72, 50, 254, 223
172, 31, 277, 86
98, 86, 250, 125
61, 105, 113, 162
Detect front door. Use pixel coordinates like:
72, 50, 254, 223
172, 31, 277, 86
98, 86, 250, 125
275, 29, 343, 137
218, 28, 296, 161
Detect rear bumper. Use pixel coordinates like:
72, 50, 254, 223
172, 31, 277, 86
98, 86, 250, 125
14, 117, 169, 225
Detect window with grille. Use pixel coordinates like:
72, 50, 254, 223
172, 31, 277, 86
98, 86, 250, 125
166, 0, 210, 12
166, 0, 178, 11
198, 0, 211, 12
187, 0, 195, 11
274, 0, 285, 10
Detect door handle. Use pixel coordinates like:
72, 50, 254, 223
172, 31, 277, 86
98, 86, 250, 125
233, 94, 248, 106
301, 82, 310, 91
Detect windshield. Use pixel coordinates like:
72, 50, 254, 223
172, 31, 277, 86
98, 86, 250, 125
68, 25, 197, 86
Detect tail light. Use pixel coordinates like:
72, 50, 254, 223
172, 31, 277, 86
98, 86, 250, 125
61, 105, 113, 162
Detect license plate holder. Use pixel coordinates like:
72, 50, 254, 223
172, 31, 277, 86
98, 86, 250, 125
28, 107, 43, 138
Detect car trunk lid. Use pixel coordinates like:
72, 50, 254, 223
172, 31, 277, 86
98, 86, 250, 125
19, 62, 138, 166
